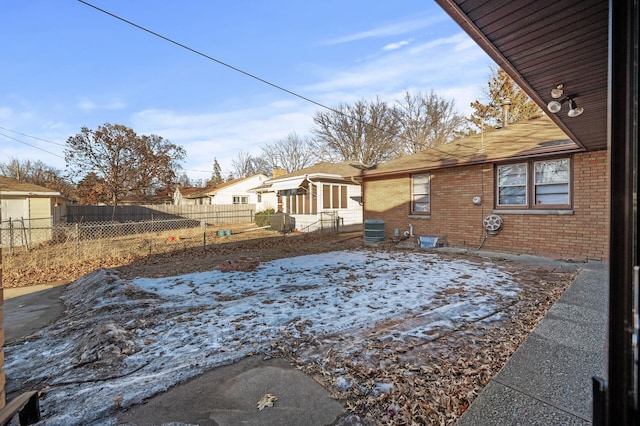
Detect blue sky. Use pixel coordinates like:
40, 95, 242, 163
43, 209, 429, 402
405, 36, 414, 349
0, 0, 495, 182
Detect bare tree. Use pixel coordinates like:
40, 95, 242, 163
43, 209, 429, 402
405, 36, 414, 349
312, 98, 402, 165
176, 172, 191, 187
261, 132, 316, 173
0, 157, 74, 198
396, 91, 469, 154
65, 123, 185, 205
231, 150, 270, 178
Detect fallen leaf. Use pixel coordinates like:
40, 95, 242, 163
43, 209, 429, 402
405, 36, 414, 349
257, 393, 278, 410
113, 395, 123, 407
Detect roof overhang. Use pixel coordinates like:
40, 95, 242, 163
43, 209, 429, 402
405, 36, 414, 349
2, 191, 62, 197
435, 0, 609, 152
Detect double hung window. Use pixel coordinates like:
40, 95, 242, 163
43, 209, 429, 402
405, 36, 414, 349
411, 173, 430, 214
497, 158, 570, 208
233, 196, 249, 204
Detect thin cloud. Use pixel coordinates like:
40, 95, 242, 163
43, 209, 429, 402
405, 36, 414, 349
307, 32, 489, 97
323, 14, 444, 45
77, 98, 127, 111
382, 39, 412, 51
131, 101, 317, 179
0, 106, 13, 120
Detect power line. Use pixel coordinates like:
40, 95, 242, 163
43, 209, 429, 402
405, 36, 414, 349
77, 0, 345, 118
0, 131, 65, 159
76, 0, 472, 162
0, 126, 67, 147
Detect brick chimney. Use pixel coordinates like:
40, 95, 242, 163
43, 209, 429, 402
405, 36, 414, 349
272, 169, 287, 179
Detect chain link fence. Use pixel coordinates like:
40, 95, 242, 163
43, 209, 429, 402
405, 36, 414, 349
0, 204, 266, 286
0, 206, 358, 288
1, 217, 253, 254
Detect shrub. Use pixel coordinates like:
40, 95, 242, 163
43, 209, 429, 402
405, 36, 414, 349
254, 208, 275, 227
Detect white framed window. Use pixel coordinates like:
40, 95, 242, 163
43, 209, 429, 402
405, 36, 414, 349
411, 173, 430, 214
233, 196, 249, 204
322, 184, 348, 209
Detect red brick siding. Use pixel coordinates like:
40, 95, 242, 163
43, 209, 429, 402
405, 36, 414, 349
363, 150, 609, 261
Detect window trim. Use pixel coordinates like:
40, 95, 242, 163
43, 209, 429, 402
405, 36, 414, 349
496, 162, 528, 207
232, 195, 249, 205
495, 157, 572, 210
322, 184, 348, 209
411, 173, 431, 215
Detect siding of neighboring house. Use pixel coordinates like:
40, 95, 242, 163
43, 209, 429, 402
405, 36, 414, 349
282, 181, 363, 231
174, 176, 276, 210
212, 175, 276, 211
363, 149, 608, 261
173, 187, 212, 205
264, 162, 364, 232
0, 176, 65, 247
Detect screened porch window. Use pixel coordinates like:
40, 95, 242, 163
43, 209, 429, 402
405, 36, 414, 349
322, 184, 348, 209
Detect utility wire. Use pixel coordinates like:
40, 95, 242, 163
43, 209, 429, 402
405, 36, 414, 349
0, 125, 67, 147
77, 0, 345, 121
0, 131, 65, 159
77, 0, 473, 162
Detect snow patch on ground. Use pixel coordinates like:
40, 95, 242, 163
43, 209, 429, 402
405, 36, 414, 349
5, 250, 520, 425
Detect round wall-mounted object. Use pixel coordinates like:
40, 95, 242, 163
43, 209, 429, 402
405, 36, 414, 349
483, 214, 503, 233
472, 196, 482, 205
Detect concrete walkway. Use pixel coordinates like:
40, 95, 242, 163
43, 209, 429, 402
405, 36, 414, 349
456, 260, 608, 425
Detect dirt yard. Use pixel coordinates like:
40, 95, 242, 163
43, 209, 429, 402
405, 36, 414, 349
116, 230, 365, 281
3, 229, 580, 424
1, 225, 362, 288
109, 231, 577, 424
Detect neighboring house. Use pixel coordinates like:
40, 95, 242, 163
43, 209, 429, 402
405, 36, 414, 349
360, 115, 608, 261
259, 162, 363, 232
173, 175, 276, 211
0, 175, 67, 246
173, 186, 212, 205
208, 174, 275, 211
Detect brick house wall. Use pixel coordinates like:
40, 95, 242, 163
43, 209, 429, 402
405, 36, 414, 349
363, 149, 609, 261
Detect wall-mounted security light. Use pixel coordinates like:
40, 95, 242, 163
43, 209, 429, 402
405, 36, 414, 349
567, 98, 584, 117
547, 84, 584, 118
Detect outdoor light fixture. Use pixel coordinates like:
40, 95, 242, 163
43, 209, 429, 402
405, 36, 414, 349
546, 84, 584, 118
547, 99, 563, 113
550, 84, 564, 99
567, 98, 584, 117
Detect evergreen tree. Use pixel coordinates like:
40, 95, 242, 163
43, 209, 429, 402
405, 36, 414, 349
209, 158, 224, 186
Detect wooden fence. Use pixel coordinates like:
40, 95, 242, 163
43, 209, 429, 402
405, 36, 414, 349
59, 204, 256, 224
